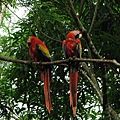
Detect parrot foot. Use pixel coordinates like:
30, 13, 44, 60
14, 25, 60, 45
28, 60, 34, 65
38, 60, 43, 65
68, 56, 76, 62
73, 56, 76, 59
68, 57, 73, 61
38, 61, 44, 70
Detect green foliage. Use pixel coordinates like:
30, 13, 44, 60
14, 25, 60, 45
0, 0, 120, 119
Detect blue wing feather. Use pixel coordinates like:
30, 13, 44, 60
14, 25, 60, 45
36, 44, 51, 62
62, 43, 68, 59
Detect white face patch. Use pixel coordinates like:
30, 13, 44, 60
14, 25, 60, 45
73, 30, 80, 36
73, 30, 82, 39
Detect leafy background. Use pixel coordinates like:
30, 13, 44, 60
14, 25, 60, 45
0, 0, 120, 119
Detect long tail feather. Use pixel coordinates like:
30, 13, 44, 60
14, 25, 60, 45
44, 68, 52, 113
70, 66, 78, 116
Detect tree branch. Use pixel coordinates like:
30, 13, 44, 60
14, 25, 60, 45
81, 62, 120, 120
88, 0, 99, 33
67, 0, 85, 31
79, 0, 86, 19
108, 105, 120, 120
4, 3, 23, 21
101, 64, 109, 119
0, 55, 120, 67
40, 30, 62, 43
0, 3, 6, 25
81, 64, 103, 104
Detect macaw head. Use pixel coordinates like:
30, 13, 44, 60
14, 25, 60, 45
27, 36, 36, 47
66, 30, 82, 40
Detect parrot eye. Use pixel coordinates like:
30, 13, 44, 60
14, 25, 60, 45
75, 34, 79, 39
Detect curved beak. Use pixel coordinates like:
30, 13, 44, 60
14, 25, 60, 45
79, 33, 82, 39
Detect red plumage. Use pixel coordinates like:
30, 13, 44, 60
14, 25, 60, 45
62, 30, 82, 116
27, 36, 52, 113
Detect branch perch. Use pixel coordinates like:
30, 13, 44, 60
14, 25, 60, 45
0, 55, 120, 67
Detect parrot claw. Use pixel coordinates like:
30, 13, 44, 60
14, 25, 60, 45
39, 60, 43, 64
38, 61, 44, 70
68, 56, 76, 61
73, 56, 76, 59
68, 57, 72, 61
28, 60, 34, 65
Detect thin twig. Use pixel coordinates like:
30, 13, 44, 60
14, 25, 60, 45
0, 3, 6, 25
79, 0, 86, 19
40, 30, 62, 43
67, 0, 85, 31
88, 0, 99, 33
81, 62, 103, 103
4, 3, 23, 21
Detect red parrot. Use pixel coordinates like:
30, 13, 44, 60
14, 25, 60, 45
27, 36, 52, 113
62, 30, 82, 116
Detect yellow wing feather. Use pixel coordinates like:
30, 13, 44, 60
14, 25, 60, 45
38, 44, 51, 58
78, 43, 82, 58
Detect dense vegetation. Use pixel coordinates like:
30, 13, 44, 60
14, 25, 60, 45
0, 0, 120, 119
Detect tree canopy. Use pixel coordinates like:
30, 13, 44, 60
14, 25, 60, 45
0, 0, 120, 120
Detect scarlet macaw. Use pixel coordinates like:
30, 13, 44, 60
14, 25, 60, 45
62, 30, 82, 116
27, 36, 52, 113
